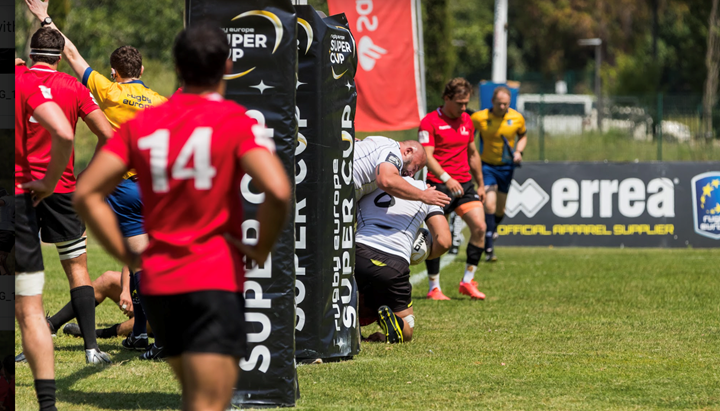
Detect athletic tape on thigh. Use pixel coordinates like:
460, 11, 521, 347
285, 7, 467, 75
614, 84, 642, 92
404, 314, 415, 329
16, 271, 45, 296
56, 236, 87, 260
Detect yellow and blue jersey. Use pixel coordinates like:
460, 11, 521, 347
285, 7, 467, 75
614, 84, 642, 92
471, 108, 527, 166
82, 67, 167, 131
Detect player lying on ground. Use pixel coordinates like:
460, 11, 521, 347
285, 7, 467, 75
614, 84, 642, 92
356, 177, 451, 343
354, 136, 450, 207
74, 23, 292, 411
15, 61, 74, 411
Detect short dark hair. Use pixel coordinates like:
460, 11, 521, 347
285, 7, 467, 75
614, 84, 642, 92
173, 23, 229, 87
110, 46, 143, 79
30, 27, 64, 65
442, 78, 473, 100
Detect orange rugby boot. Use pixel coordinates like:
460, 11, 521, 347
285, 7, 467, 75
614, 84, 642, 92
459, 281, 486, 300
427, 287, 451, 300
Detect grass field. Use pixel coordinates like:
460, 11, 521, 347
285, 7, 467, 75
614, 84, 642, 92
14, 244, 720, 410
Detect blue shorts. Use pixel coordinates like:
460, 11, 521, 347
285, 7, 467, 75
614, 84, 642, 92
106, 178, 145, 237
482, 163, 515, 194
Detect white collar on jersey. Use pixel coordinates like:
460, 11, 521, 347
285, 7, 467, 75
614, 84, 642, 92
29, 67, 57, 73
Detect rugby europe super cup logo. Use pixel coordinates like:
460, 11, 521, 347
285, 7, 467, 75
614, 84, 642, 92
691, 172, 720, 239
330, 26, 356, 81
224, 10, 283, 80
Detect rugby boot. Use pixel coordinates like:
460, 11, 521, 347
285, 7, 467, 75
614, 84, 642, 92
377, 305, 403, 344
86, 348, 112, 364
485, 249, 498, 262
426, 287, 451, 300
140, 343, 166, 361
121, 332, 149, 351
15, 352, 27, 363
63, 323, 82, 337
459, 281, 486, 300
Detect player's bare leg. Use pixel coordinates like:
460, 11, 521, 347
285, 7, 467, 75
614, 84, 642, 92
171, 353, 239, 411
16, 294, 57, 410
483, 185, 499, 261
459, 206, 487, 299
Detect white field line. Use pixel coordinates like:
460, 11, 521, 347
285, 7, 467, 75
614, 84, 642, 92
409, 254, 459, 286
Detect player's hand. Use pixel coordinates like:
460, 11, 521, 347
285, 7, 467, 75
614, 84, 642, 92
15, 58, 26, 66
118, 291, 133, 317
476, 186, 486, 203
445, 178, 464, 198
420, 186, 451, 207
25, 0, 50, 20
224, 233, 271, 265
18, 178, 56, 206
513, 151, 523, 164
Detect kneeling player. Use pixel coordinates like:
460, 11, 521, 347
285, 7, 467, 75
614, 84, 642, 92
356, 177, 451, 343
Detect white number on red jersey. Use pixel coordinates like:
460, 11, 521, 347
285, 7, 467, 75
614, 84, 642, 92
138, 127, 217, 193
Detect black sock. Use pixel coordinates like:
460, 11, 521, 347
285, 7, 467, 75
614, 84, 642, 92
131, 271, 148, 336
70, 285, 98, 350
34, 379, 57, 411
96, 323, 120, 339
466, 243, 484, 266
425, 257, 440, 275
485, 213, 496, 252
495, 214, 504, 226
48, 299, 101, 331
139, 293, 163, 348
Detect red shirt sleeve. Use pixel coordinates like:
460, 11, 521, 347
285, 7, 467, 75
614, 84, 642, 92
418, 115, 435, 147
102, 123, 132, 167
76, 82, 100, 119
231, 113, 275, 159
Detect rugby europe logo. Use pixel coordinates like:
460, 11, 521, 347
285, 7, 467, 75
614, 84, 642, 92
507, 177, 676, 219
223, 10, 283, 80
691, 172, 720, 240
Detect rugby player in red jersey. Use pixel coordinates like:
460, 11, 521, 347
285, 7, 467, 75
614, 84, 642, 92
74, 24, 291, 411
419, 78, 488, 301
15, 63, 74, 411
16, 27, 116, 366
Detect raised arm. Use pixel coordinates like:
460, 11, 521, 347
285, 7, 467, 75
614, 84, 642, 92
25, 0, 91, 78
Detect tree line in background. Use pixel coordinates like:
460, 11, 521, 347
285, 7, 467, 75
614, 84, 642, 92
15, 0, 719, 136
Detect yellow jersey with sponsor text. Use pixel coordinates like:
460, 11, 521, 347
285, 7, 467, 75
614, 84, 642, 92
471, 108, 527, 166
82, 68, 167, 178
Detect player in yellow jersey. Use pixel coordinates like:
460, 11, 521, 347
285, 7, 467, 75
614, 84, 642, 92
471, 86, 527, 262
26, 0, 169, 360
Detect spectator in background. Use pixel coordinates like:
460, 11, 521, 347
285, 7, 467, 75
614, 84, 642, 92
418, 78, 488, 301
471, 86, 527, 262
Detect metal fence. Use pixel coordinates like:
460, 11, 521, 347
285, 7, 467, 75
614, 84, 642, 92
517, 93, 720, 162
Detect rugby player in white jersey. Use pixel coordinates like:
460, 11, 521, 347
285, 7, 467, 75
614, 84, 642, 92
355, 177, 452, 343
353, 136, 450, 207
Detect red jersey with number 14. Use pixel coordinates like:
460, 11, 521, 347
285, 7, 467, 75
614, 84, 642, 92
25, 67, 100, 193
15, 66, 54, 195
418, 108, 475, 184
102, 92, 275, 296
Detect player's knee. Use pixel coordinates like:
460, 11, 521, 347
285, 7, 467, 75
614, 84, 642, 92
435, 231, 452, 253
55, 236, 87, 260
401, 314, 415, 342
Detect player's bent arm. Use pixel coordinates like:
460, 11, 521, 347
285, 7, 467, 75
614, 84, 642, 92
240, 149, 292, 260
516, 134, 528, 154
375, 163, 427, 201
83, 110, 114, 158
425, 214, 451, 260
467, 140, 484, 187
73, 151, 134, 267
34, 101, 74, 187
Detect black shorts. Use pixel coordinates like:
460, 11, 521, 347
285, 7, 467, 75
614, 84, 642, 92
428, 180, 483, 216
15, 194, 43, 273
142, 291, 247, 359
355, 243, 412, 314
0, 230, 14, 253
36, 192, 85, 243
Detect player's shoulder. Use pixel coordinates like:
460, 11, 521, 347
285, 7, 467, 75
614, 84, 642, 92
461, 111, 474, 125
507, 108, 525, 120
471, 108, 490, 121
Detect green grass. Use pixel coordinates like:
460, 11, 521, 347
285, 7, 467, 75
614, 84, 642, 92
15, 245, 720, 410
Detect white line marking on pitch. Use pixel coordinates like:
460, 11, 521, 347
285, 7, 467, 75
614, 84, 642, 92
410, 254, 458, 286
